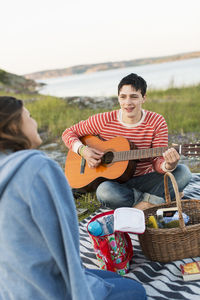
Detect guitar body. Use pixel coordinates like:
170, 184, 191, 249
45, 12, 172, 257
65, 135, 200, 192
65, 135, 136, 192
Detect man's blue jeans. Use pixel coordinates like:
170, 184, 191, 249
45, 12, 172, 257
88, 269, 147, 300
96, 164, 192, 209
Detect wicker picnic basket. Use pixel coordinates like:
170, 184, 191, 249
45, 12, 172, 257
138, 172, 200, 262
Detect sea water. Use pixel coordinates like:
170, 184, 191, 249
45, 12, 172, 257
38, 57, 200, 97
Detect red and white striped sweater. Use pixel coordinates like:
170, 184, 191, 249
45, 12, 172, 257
62, 109, 168, 176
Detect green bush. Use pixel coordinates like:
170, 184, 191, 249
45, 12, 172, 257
0, 70, 9, 84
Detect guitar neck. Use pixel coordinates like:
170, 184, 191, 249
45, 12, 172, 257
113, 146, 172, 162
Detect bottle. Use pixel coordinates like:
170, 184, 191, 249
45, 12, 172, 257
88, 221, 103, 236
103, 215, 114, 235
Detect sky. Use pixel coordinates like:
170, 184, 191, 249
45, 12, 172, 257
0, 0, 200, 75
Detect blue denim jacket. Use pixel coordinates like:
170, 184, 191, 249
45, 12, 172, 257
0, 150, 112, 300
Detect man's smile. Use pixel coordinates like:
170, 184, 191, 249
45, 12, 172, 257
124, 107, 135, 112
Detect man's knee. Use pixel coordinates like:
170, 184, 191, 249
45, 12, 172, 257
172, 164, 192, 190
96, 181, 134, 209
96, 181, 116, 208
96, 181, 110, 200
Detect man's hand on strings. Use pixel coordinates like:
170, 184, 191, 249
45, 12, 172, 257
163, 148, 180, 171
79, 146, 104, 168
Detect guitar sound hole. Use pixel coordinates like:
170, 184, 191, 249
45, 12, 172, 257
101, 151, 114, 164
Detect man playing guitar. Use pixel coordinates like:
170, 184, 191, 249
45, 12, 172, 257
62, 73, 192, 209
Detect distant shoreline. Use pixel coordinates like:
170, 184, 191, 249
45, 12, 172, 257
25, 50, 200, 81
37, 58, 200, 98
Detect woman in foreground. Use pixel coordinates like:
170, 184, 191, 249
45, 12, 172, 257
0, 96, 146, 300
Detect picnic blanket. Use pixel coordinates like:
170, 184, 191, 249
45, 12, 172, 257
79, 173, 200, 300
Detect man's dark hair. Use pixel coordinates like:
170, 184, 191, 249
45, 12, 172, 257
118, 73, 147, 96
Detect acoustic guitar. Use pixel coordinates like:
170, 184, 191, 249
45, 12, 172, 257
65, 135, 200, 192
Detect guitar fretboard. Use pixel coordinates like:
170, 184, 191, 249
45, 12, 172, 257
113, 146, 170, 162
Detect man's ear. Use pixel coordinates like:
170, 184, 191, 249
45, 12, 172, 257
142, 94, 146, 103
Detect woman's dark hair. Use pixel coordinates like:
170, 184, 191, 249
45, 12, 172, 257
0, 96, 31, 151
118, 73, 147, 96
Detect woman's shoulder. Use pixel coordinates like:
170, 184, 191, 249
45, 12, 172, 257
8, 149, 60, 175
22, 149, 58, 168
0, 149, 62, 196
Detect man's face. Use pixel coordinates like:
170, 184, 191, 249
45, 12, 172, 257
118, 84, 146, 124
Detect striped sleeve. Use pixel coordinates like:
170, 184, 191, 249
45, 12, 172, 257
61, 112, 112, 150
151, 114, 168, 174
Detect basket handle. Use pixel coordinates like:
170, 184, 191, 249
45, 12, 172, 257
164, 172, 186, 232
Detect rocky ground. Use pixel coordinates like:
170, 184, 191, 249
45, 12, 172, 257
63, 96, 118, 110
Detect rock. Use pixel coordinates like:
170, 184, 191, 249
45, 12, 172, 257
63, 96, 118, 110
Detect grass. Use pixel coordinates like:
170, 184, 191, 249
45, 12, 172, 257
74, 193, 101, 221
145, 84, 200, 133
1, 84, 200, 220
1, 84, 200, 139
